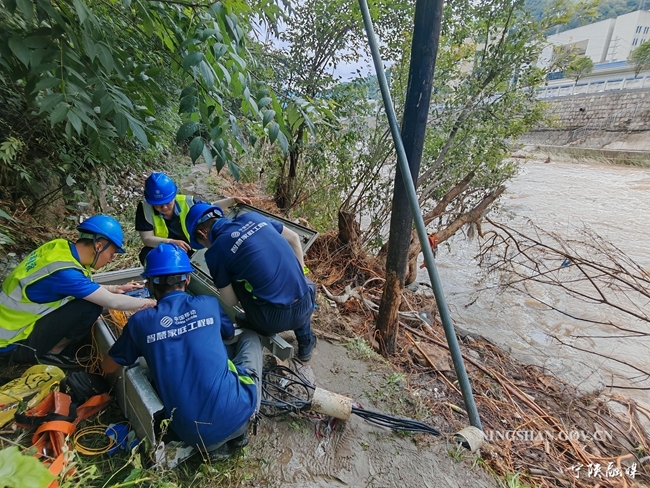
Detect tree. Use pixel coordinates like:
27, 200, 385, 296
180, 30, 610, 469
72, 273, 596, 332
565, 56, 594, 82
356, 0, 584, 284
375, 0, 443, 355
549, 44, 581, 72
319, 0, 591, 358
628, 41, 650, 77
259, 0, 369, 210
259, 0, 412, 211
0, 0, 288, 193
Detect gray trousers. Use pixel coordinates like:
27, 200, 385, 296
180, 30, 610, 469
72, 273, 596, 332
206, 329, 262, 451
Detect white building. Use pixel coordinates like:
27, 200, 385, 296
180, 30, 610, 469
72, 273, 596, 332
538, 9, 650, 68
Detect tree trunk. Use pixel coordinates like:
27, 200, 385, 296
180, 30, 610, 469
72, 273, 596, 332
338, 209, 360, 245
275, 126, 304, 211
375, 0, 443, 355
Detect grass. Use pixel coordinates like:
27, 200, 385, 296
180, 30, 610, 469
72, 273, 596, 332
344, 337, 385, 363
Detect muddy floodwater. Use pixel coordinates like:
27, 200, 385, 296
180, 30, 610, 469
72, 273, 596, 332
419, 158, 650, 407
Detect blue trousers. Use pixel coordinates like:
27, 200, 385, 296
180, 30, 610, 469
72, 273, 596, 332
204, 329, 262, 452
232, 280, 316, 345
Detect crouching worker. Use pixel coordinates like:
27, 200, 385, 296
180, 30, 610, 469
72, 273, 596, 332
185, 204, 317, 362
103, 244, 262, 461
136, 172, 250, 265
0, 215, 155, 368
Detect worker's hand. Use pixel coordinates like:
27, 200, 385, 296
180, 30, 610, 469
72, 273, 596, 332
139, 299, 157, 310
114, 283, 143, 294
168, 239, 192, 252
233, 196, 252, 206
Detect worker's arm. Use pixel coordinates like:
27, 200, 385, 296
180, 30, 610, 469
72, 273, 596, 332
218, 284, 239, 307
101, 283, 144, 294
281, 227, 305, 268
213, 196, 252, 210
138, 230, 191, 252
84, 287, 156, 311
102, 355, 121, 374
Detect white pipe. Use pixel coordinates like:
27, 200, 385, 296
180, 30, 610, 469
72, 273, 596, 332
310, 387, 353, 421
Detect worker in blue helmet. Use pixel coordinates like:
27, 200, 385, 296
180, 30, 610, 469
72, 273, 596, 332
186, 203, 318, 362
0, 215, 156, 368
135, 172, 250, 264
103, 244, 262, 461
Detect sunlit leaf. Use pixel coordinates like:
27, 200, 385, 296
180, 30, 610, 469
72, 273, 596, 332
0, 447, 55, 488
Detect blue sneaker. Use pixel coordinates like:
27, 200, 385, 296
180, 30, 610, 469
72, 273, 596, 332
297, 335, 317, 362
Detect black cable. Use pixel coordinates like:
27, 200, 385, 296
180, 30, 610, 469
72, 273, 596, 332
260, 366, 441, 436
260, 365, 314, 417
352, 406, 441, 436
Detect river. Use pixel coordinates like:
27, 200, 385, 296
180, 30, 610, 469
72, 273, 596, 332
419, 158, 650, 407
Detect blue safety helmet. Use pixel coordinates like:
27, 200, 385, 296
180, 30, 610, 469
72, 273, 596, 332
142, 244, 194, 281
185, 203, 224, 250
144, 172, 178, 205
77, 215, 126, 254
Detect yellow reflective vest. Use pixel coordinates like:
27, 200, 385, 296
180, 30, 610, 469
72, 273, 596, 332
0, 239, 92, 347
141, 194, 195, 241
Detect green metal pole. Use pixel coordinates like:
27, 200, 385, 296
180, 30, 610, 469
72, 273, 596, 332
357, 0, 482, 430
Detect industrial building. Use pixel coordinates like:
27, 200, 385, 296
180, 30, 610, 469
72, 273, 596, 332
539, 9, 650, 67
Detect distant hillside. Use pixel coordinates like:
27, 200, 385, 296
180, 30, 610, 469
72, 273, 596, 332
525, 0, 645, 32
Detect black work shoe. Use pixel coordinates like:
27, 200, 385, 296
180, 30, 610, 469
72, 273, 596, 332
228, 432, 249, 449
235, 312, 249, 327
208, 442, 233, 462
38, 353, 84, 371
297, 335, 317, 362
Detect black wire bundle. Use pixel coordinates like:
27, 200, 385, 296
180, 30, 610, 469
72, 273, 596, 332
351, 406, 441, 436
260, 366, 441, 437
260, 365, 314, 417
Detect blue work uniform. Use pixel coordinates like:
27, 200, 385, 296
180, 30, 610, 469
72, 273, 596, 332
204, 212, 315, 343
25, 244, 99, 302
108, 291, 256, 448
0, 241, 101, 361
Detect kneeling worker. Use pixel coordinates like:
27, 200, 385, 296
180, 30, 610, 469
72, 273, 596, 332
185, 204, 317, 361
136, 172, 250, 264
0, 215, 155, 367
103, 244, 262, 461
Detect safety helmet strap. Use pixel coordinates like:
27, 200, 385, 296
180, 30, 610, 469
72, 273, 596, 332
151, 274, 189, 285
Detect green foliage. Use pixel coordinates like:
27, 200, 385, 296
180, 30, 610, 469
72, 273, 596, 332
628, 42, 650, 77
0, 446, 55, 488
257, 0, 391, 210
549, 44, 582, 73
0, 0, 289, 181
565, 56, 594, 82
0, 207, 16, 246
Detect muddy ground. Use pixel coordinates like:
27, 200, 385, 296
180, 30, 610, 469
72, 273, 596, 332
252, 335, 495, 487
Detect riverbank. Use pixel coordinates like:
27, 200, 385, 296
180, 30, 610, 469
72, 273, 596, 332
527, 144, 650, 167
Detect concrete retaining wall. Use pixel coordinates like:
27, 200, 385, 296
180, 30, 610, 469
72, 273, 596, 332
521, 88, 650, 150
